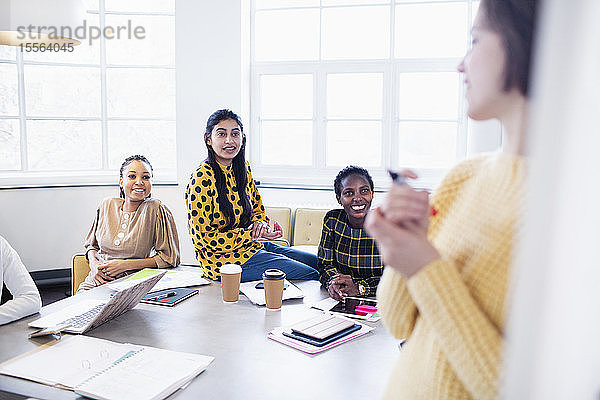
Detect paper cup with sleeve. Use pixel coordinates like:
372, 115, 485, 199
262, 269, 286, 310
220, 264, 242, 303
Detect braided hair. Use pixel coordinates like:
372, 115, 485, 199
119, 154, 153, 199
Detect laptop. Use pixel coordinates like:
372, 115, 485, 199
29, 271, 166, 334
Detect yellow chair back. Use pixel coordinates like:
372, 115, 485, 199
265, 206, 292, 246
292, 208, 328, 246
72, 254, 90, 295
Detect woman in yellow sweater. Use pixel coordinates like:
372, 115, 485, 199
186, 109, 319, 281
364, 1, 536, 399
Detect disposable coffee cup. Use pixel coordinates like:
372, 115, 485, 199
262, 269, 286, 310
220, 264, 242, 303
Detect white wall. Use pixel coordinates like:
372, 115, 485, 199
503, 1, 600, 398
0, 0, 501, 272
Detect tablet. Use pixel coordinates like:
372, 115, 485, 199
282, 324, 362, 347
330, 297, 378, 317
290, 314, 355, 340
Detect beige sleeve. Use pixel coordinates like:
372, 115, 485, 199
84, 204, 102, 256
152, 203, 181, 268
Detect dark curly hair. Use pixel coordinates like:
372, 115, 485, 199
203, 109, 252, 231
334, 166, 374, 198
119, 154, 153, 199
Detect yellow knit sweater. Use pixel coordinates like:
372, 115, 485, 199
377, 153, 525, 400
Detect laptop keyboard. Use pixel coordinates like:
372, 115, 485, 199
60, 303, 105, 329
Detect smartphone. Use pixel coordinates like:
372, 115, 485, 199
255, 282, 288, 289
330, 297, 377, 316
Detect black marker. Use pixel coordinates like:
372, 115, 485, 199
152, 291, 177, 300
388, 169, 407, 185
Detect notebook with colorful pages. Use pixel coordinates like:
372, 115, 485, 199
0, 335, 214, 400
140, 287, 199, 306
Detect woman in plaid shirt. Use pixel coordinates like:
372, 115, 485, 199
317, 166, 383, 300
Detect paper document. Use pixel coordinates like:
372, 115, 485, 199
239, 279, 304, 306
108, 268, 209, 292
0, 335, 214, 400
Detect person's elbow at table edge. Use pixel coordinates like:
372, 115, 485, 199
0, 235, 42, 325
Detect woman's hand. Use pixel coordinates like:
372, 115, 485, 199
93, 269, 113, 285
365, 207, 440, 278
98, 260, 131, 280
252, 220, 284, 240
327, 273, 359, 300
380, 172, 430, 231
251, 221, 268, 240
261, 221, 283, 240
88, 250, 111, 285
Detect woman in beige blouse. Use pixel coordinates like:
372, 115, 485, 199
78, 155, 180, 292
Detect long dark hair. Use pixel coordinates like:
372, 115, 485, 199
119, 154, 153, 199
204, 109, 252, 230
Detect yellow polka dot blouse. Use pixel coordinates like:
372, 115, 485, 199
186, 161, 268, 280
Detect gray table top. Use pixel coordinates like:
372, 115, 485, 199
0, 279, 400, 400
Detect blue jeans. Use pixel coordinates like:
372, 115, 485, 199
241, 242, 319, 282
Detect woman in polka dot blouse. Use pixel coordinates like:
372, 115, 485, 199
78, 155, 180, 292
186, 109, 319, 282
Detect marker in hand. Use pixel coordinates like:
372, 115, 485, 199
388, 169, 408, 186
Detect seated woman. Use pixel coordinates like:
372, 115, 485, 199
317, 166, 383, 300
0, 235, 42, 325
186, 109, 319, 282
78, 155, 180, 292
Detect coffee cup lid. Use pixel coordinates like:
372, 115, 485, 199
262, 269, 286, 280
220, 264, 242, 274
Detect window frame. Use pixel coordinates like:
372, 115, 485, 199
248, 0, 479, 190
0, 1, 176, 189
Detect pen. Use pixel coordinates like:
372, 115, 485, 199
388, 169, 407, 186
151, 291, 177, 300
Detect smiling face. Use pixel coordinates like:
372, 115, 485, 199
120, 160, 152, 204
206, 118, 243, 166
337, 174, 373, 228
458, 6, 512, 121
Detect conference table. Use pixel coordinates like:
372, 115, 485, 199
0, 275, 400, 399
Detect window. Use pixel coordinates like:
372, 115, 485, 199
249, 0, 481, 189
0, 0, 176, 187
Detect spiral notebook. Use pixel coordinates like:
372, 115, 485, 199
0, 335, 214, 400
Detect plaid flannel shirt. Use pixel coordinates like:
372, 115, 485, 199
317, 209, 383, 296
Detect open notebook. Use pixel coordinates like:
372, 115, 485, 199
0, 335, 214, 400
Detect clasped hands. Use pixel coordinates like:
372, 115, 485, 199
251, 220, 283, 241
91, 259, 130, 285
364, 170, 440, 279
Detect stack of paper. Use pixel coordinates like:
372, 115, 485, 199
239, 279, 304, 306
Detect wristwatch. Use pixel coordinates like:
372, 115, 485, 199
358, 283, 367, 296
